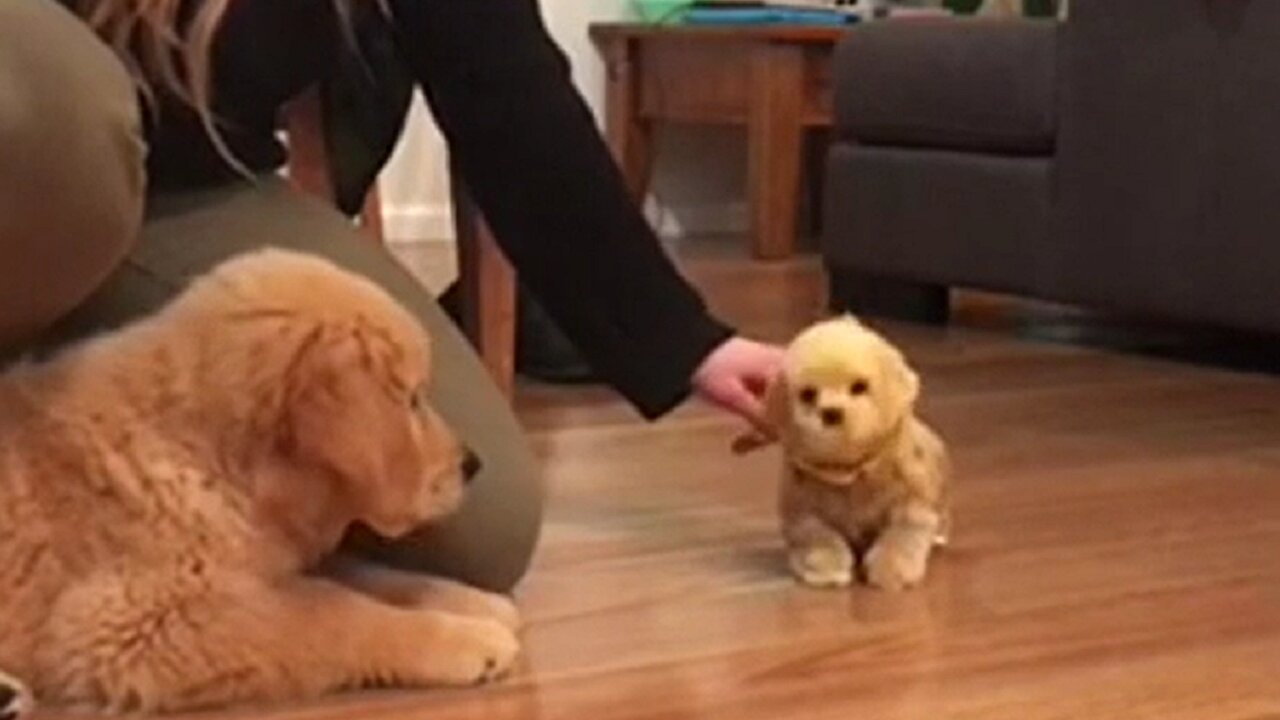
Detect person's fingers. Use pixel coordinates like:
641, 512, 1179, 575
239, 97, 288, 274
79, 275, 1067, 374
743, 372, 771, 397
719, 380, 768, 430
689, 336, 785, 430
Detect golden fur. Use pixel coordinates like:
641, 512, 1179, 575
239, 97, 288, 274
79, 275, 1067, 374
737, 315, 951, 591
0, 248, 520, 715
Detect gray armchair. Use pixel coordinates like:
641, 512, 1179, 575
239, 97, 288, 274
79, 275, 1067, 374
822, 0, 1280, 333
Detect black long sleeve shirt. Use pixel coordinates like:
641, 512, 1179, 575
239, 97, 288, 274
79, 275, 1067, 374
73, 0, 734, 419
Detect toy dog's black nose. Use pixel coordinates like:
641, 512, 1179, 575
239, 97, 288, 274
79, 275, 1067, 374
820, 407, 845, 427
461, 448, 483, 483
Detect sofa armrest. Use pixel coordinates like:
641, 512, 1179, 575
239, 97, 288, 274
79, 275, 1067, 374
833, 17, 1059, 154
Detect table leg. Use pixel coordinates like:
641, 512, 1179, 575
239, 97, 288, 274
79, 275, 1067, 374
601, 37, 655, 201
748, 44, 805, 261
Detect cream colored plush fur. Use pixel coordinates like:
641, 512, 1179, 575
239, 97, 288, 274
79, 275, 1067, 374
738, 316, 952, 591
0, 249, 520, 715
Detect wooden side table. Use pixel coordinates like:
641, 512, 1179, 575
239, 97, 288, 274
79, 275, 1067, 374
590, 23, 847, 260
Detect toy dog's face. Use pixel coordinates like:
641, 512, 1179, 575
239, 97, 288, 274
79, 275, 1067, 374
766, 316, 920, 479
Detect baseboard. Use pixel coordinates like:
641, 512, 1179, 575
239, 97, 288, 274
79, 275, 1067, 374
383, 199, 748, 244
649, 201, 750, 239
383, 203, 455, 244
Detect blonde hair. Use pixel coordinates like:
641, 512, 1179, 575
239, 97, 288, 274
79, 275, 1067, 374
75, 0, 364, 173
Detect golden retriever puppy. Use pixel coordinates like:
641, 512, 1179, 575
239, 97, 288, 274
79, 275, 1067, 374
0, 248, 520, 715
736, 315, 951, 591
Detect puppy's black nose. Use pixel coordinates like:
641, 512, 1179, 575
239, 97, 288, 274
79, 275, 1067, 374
0, 683, 17, 715
820, 407, 845, 427
461, 448, 483, 483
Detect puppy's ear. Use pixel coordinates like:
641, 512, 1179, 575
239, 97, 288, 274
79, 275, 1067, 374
279, 325, 399, 502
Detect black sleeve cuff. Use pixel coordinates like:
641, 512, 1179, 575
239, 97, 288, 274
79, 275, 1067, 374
615, 310, 736, 421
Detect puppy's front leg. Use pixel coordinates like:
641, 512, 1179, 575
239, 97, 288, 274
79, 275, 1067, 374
863, 502, 941, 592
783, 516, 855, 588
43, 572, 519, 713
322, 553, 520, 631
239, 576, 520, 691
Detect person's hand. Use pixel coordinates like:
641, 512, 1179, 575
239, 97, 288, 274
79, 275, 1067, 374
691, 336, 785, 432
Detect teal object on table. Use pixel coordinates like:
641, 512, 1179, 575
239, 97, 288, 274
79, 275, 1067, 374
632, 0, 694, 24
682, 7, 857, 25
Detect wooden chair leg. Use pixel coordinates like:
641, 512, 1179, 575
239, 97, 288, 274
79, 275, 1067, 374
360, 185, 385, 243
284, 88, 335, 202
285, 87, 385, 245
450, 166, 517, 399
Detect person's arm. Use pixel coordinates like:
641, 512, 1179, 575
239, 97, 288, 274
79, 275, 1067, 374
385, 0, 735, 420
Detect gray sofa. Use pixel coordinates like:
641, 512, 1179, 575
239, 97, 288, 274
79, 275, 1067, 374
822, 0, 1280, 333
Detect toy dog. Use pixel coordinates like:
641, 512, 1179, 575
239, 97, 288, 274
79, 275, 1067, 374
736, 315, 952, 591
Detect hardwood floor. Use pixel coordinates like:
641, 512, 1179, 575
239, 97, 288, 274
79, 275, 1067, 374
63, 240, 1280, 719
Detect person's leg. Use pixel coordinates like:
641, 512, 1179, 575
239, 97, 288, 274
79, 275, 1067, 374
35, 179, 544, 593
0, 0, 145, 351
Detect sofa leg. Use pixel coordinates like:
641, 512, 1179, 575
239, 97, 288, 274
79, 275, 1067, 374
827, 268, 950, 325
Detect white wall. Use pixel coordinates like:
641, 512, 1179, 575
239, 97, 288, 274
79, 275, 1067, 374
378, 98, 452, 242
378, 0, 746, 243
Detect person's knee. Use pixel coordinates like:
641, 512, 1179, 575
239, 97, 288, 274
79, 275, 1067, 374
468, 457, 545, 592
0, 0, 145, 345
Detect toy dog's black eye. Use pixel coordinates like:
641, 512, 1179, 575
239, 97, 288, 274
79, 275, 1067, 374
849, 380, 869, 396
798, 387, 818, 406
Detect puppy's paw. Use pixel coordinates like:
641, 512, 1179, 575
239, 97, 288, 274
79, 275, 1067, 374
788, 544, 855, 588
430, 618, 521, 686
863, 544, 928, 592
0, 671, 30, 720
405, 587, 522, 633
471, 592, 522, 634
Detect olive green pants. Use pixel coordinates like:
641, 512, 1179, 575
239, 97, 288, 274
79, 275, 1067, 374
0, 0, 542, 592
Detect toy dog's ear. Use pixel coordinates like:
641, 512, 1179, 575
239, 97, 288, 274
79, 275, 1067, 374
763, 373, 791, 430
879, 342, 920, 414
731, 374, 791, 455
731, 432, 771, 455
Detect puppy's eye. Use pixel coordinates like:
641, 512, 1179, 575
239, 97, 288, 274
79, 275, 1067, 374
409, 387, 425, 411
849, 380, 869, 396
798, 387, 818, 406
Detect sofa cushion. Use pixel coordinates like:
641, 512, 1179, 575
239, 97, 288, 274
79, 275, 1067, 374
834, 18, 1058, 154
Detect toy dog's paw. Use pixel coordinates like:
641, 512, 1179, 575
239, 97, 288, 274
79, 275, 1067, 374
0, 671, 30, 720
788, 544, 855, 588
863, 544, 928, 592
